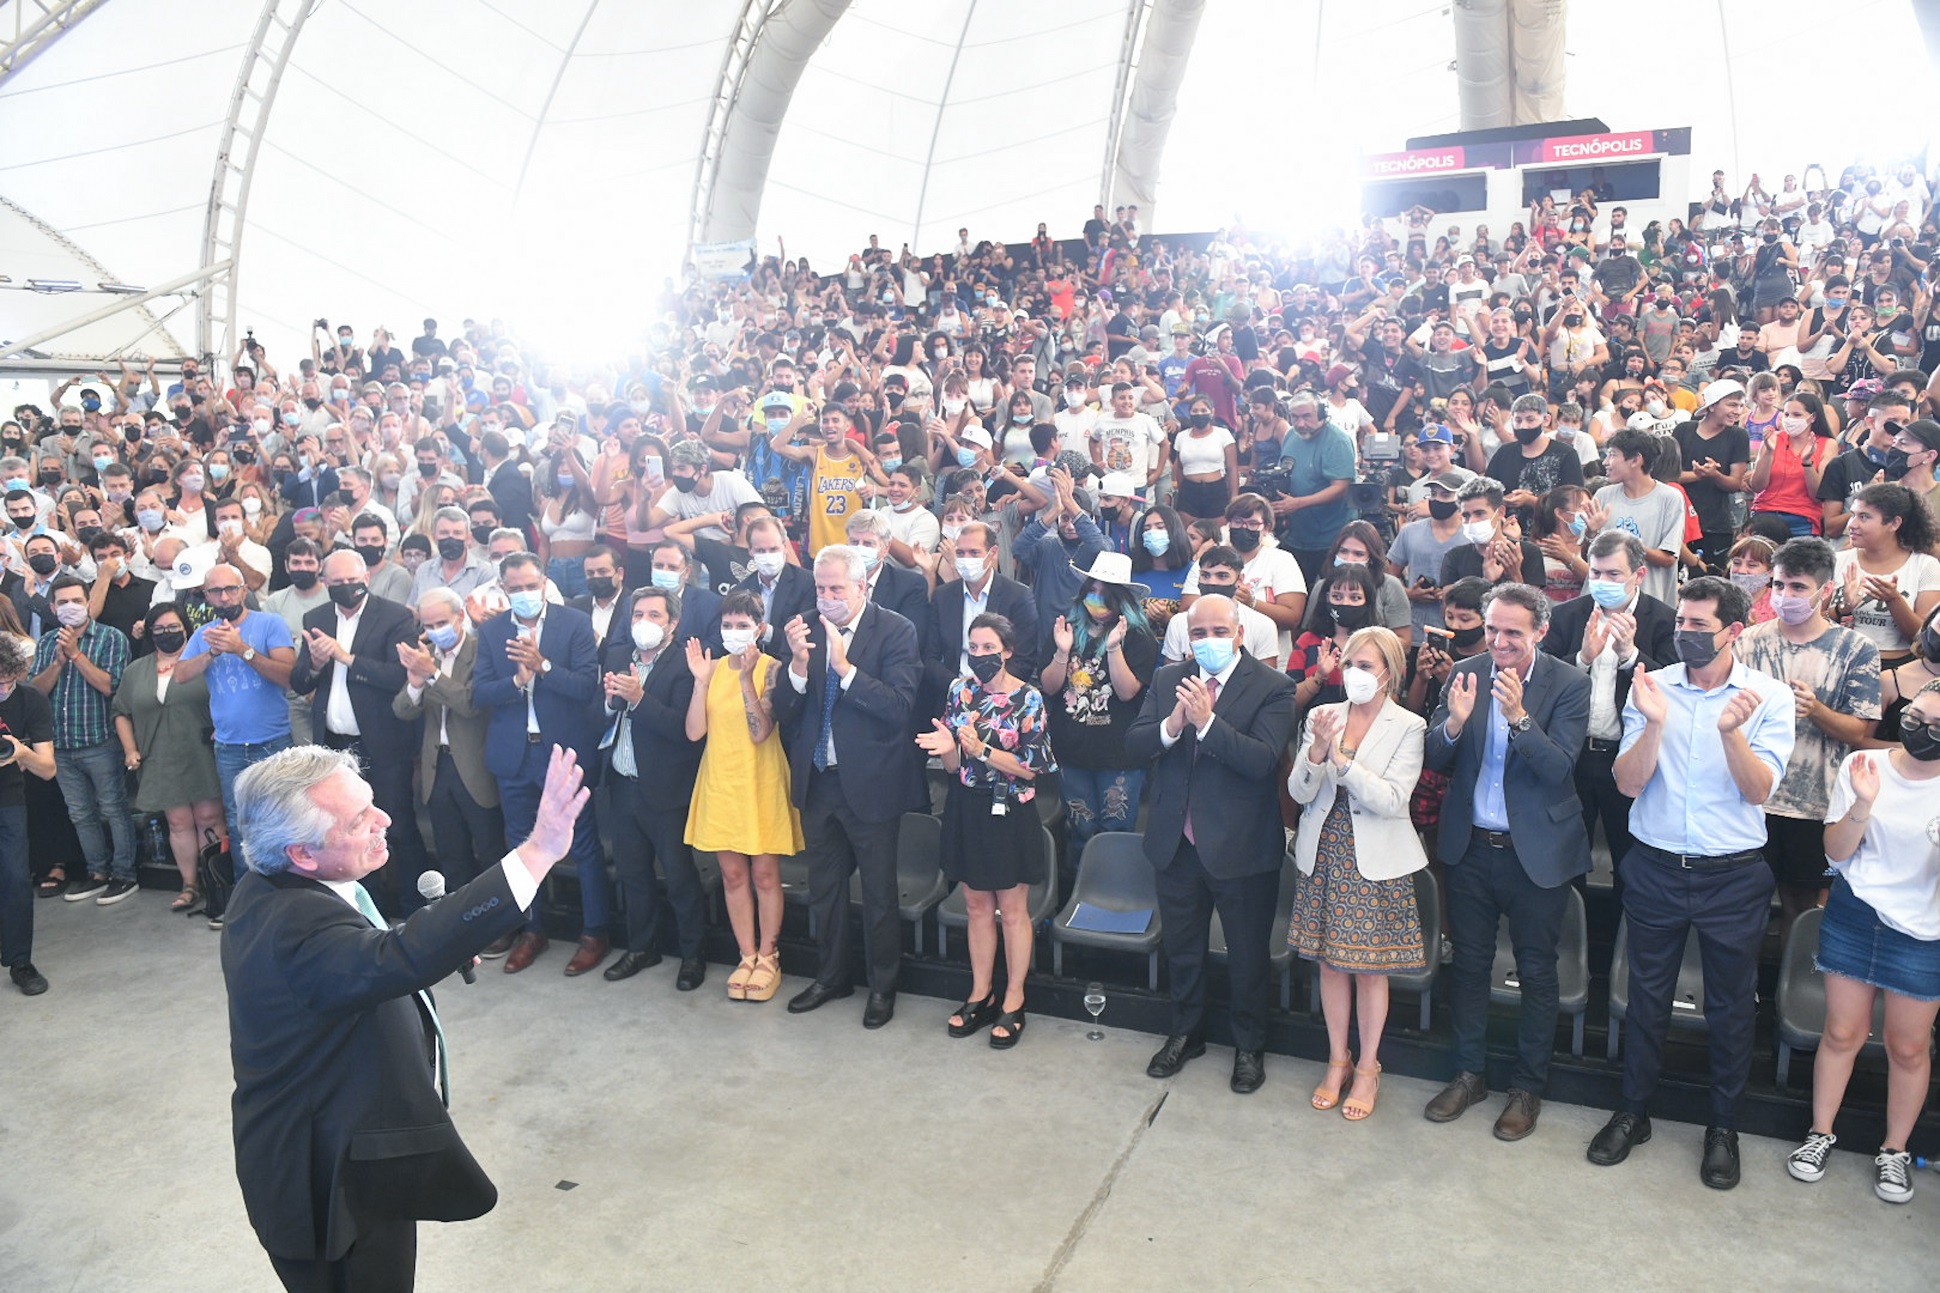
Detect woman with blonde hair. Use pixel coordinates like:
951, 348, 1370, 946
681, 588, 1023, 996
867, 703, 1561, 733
1287, 625, 1429, 1120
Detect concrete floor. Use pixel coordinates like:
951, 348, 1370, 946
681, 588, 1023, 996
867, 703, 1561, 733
2, 891, 1932, 1293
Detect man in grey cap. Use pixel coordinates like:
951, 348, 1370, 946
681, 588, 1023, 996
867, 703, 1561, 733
1388, 467, 1476, 636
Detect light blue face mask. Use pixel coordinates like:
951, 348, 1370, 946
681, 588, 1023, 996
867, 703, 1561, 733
956, 447, 979, 468
3, 478, 26, 493
856, 546, 880, 571
651, 569, 683, 591
1568, 512, 1588, 537
879, 457, 901, 473
764, 416, 790, 435
507, 590, 544, 619
1190, 637, 1235, 675
425, 622, 460, 652
1586, 579, 1630, 609
1142, 530, 1170, 556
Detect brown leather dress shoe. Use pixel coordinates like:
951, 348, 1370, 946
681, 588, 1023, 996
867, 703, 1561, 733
1423, 1070, 1488, 1123
1493, 1089, 1541, 1141
502, 932, 548, 974
563, 934, 610, 977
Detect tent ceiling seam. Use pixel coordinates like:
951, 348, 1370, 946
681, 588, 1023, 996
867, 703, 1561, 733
513, 0, 604, 201
910, 0, 983, 247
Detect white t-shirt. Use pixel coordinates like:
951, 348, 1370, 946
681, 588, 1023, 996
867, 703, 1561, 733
1181, 537, 1308, 659
873, 502, 940, 560
1324, 397, 1374, 439
1091, 412, 1165, 478
1174, 425, 1235, 476
1833, 549, 1940, 655
1825, 751, 1940, 940
670, 469, 762, 541
1161, 598, 1281, 668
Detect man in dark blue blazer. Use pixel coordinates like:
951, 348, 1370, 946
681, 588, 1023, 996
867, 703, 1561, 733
770, 545, 925, 1029
735, 517, 814, 658
1423, 581, 1591, 1141
1124, 595, 1297, 1095
224, 742, 589, 1293
647, 539, 724, 651
596, 586, 708, 988
923, 521, 1039, 721
469, 553, 611, 978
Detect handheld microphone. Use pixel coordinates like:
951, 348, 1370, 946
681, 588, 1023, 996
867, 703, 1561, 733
416, 871, 477, 983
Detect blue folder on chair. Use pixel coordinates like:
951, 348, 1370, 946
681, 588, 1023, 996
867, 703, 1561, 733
1066, 902, 1153, 934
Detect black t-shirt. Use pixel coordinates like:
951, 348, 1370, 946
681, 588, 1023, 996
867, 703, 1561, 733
411, 335, 448, 358
1105, 311, 1136, 360
1438, 539, 1545, 588
1357, 344, 1416, 424
1044, 626, 1158, 768
1724, 344, 1769, 374
1484, 439, 1584, 512
1816, 445, 1881, 515
0, 683, 53, 807
693, 537, 751, 596
97, 574, 159, 657
1673, 421, 1751, 533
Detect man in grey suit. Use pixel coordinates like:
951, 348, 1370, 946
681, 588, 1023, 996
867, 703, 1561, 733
1421, 582, 1591, 1142
393, 588, 505, 902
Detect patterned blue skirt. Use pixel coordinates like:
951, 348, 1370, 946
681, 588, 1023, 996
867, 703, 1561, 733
1288, 789, 1427, 974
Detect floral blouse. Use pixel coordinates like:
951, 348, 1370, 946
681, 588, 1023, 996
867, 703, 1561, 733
944, 677, 1057, 801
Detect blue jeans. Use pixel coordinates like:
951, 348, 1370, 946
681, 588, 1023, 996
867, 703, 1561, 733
0, 805, 30, 966
547, 557, 588, 600
55, 740, 136, 882
1061, 765, 1145, 855
216, 736, 294, 877
501, 744, 608, 937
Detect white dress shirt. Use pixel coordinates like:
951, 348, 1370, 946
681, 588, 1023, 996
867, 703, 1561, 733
1157, 651, 1241, 748
1580, 593, 1641, 742
324, 603, 364, 737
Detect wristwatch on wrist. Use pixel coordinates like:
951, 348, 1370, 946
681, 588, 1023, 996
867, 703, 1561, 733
541, 659, 552, 675
241, 647, 257, 663
1507, 713, 1533, 735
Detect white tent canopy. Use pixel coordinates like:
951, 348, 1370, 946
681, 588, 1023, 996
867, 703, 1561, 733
0, 0, 1932, 368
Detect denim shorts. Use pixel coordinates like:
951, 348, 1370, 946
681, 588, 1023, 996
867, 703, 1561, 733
1814, 876, 1940, 1002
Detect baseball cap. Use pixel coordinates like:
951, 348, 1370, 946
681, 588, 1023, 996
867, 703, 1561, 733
1097, 471, 1141, 501
1697, 378, 1746, 409
1417, 424, 1455, 447
1424, 467, 1476, 493
959, 426, 993, 450
170, 544, 217, 590
1899, 420, 1940, 453
1170, 322, 1192, 336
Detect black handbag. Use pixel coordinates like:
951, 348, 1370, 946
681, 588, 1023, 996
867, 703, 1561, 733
197, 828, 234, 921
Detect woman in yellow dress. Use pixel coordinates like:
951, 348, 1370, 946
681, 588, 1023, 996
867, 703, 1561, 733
684, 590, 804, 1001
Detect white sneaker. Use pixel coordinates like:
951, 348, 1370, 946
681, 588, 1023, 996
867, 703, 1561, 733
1875, 1149, 1914, 1204
1786, 1130, 1836, 1183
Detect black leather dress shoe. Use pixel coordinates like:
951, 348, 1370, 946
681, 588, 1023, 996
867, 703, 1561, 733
787, 981, 854, 1014
1586, 1111, 1652, 1166
862, 992, 896, 1029
1146, 1034, 1206, 1079
1230, 1049, 1266, 1094
602, 949, 662, 982
1700, 1127, 1741, 1190
675, 957, 707, 991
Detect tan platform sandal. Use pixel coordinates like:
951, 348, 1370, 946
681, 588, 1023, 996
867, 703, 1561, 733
742, 950, 781, 1002
726, 953, 757, 1001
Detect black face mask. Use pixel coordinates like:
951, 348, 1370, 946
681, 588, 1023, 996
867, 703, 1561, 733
37, 470, 61, 488
150, 627, 187, 654
1428, 498, 1459, 521
1513, 424, 1543, 445
1883, 449, 1912, 481
418, 461, 439, 478
585, 575, 618, 601
355, 545, 384, 568
440, 537, 470, 562
671, 475, 700, 494
967, 653, 1004, 685
234, 448, 255, 464
1450, 625, 1485, 651
213, 601, 245, 622
27, 553, 57, 576
328, 582, 367, 609
10, 513, 34, 531
288, 569, 319, 591
1921, 624, 1940, 662
304, 397, 323, 410
1229, 528, 1261, 553
467, 525, 493, 546
1189, 412, 1213, 430
1901, 712, 1940, 762
1329, 603, 1370, 631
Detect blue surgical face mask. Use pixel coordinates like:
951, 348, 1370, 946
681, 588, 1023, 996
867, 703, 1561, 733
1333, 555, 1365, 567
1586, 578, 1630, 609
1568, 512, 1588, 537
879, 456, 901, 473
651, 568, 682, 591
3, 477, 26, 493
425, 622, 460, 652
956, 447, 979, 468
1190, 637, 1235, 675
507, 589, 544, 619
855, 545, 880, 571
764, 415, 790, 435
1142, 529, 1170, 556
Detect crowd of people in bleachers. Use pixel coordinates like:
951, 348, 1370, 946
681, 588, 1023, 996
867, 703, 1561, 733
5, 155, 1940, 1203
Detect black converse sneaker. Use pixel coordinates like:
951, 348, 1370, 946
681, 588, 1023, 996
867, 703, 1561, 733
1874, 1149, 1914, 1204
1786, 1130, 1836, 1183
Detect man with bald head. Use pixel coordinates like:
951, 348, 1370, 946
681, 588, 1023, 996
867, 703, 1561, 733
1126, 594, 1299, 1094
288, 548, 429, 913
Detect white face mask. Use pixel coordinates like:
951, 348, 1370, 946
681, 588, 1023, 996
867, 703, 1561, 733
242, 495, 262, 516
630, 619, 665, 652
719, 626, 758, 656
1460, 519, 1495, 545
1064, 388, 1087, 408
942, 397, 966, 416
1645, 398, 1667, 417
941, 524, 963, 543
750, 551, 786, 580
1341, 665, 1382, 706
954, 554, 987, 583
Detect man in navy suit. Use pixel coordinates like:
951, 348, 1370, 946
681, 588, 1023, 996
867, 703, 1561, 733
647, 541, 722, 651
469, 553, 611, 978
1124, 595, 1298, 1095
735, 517, 814, 657
1422, 581, 1591, 1141
770, 545, 925, 1029
924, 521, 1038, 721
597, 586, 708, 988
225, 743, 588, 1293
847, 512, 933, 662
566, 545, 629, 656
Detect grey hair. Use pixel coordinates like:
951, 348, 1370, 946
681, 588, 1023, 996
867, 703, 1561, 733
814, 544, 867, 584
434, 506, 468, 528
670, 439, 711, 469
1481, 581, 1551, 630
417, 586, 464, 620
0, 632, 34, 680
844, 510, 889, 540
1586, 529, 1645, 573
1285, 391, 1321, 418
488, 528, 528, 550
234, 745, 363, 874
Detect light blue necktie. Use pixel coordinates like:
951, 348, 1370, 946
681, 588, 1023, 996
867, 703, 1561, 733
351, 882, 450, 1108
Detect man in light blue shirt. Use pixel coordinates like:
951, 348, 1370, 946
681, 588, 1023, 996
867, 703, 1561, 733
1588, 576, 1795, 1191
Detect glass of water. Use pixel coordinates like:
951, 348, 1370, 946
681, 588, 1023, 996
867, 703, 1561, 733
1083, 981, 1107, 1040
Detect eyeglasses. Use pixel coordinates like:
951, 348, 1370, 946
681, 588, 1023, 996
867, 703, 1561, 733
1902, 712, 1940, 744
204, 584, 244, 598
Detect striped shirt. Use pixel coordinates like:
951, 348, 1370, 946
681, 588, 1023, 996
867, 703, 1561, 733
32, 619, 130, 748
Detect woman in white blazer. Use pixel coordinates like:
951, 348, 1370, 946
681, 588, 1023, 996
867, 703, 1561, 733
1287, 626, 1430, 1121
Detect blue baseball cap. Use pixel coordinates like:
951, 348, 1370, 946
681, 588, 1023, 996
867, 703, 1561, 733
1417, 423, 1454, 447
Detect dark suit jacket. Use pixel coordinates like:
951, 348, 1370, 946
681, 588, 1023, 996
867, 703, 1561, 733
868, 564, 933, 661
288, 594, 419, 766
1124, 652, 1298, 880
223, 865, 525, 1261
671, 583, 724, 652
2, 568, 51, 639
769, 601, 925, 823
1424, 652, 1592, 887
1541, 590, 1678, 717
924, 572, 1040, 702
737, 564, 816, 658
280, 465, 341, 512
469, 604, 601, 778
598, 637, 702, 812
567, 592, 630, 657
486, 459, 533, 530
391, 632, 497, 808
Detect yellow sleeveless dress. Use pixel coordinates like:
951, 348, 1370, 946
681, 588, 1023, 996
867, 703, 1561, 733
684, 656, 804, 856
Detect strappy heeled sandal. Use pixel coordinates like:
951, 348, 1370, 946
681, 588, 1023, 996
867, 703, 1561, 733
1311, 1057, 1353, 1111
1343, 1062, 1382, 1121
